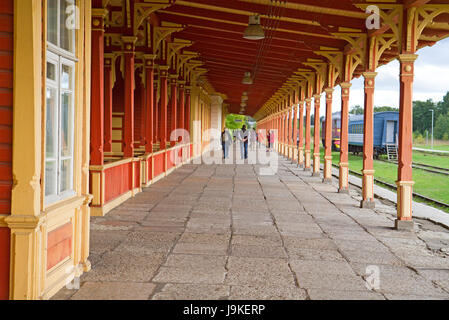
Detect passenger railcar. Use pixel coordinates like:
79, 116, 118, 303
348, 111, 399, 157
321, 111, 399, 157
321, 112, 341, 151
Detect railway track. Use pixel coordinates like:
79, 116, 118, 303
353, 154, 449, 176
331, 163, 449, 210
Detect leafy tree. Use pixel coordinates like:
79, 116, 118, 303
374, 106, 398, 113
413, 99, 436, 134
349, 105, 363, 115
225, 114, 256, 130
436, 92, 449, 118
434, 112, 449, 140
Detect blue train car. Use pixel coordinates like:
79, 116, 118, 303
348, 111, 399, 157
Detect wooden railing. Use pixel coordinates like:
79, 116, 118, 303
90, 143, 195, 216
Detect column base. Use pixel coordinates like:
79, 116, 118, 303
304, 167, 311, 172
394, 219, 414, 232
396, 180, 414, 222
81, 260, 92, 272
312, 172, 320, 177
322, 178, 332, 184
339, 162, 349, 193
360, 200, 375, 209
338, 188, 349, 194
323, 156, 332, 182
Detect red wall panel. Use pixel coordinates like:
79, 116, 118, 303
134, 161, 140, 189
104, 162, 132, 203
153, 152, 164, 178
47, 223, 73, 271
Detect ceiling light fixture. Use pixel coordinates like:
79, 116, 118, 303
243, 14, 265, 40
242, 71, 253, 85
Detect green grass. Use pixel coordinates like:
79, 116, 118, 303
316, 147, 449, 210
414, 144, 449, 152
412, 152, 449, 169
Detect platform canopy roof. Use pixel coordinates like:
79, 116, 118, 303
104, 0, 449, 117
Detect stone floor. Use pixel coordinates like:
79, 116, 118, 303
53, 151, 449, 300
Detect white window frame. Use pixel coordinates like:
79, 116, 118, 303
45, 0, 77, 205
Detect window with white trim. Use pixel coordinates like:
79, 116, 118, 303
45, 0, 77, 204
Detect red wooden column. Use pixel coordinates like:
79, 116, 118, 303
139, 80, 146, 147
185, 86, 191, 138
339, 82, 351, 193
178, 80, 186, 138
169, 74, 178, 147
159, 66, 169, 151
153, 74, 159, 144
90, 9, 107, 165
304, 98, 312, 171
122, 36, 137, 158
287, 107, 291, 157
396, 54, 418, 230
312, 94, 321, 177
144, 54, 156, 154
298, 101, 304, 167
278, 113, 281, 151
104, 53, 114, 153
283, 111, 287, 155
361, 72, 377, 208
285, 110, 288, 153
293, 103, 298, 162
284, 110, 288, 154
323, 88, 334, 183
279, 113, 283, 153
277, 111, 280, 152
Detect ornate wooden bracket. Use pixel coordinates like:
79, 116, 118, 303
295, 70, 315, 98
408, 5, 449, 52
331, 32, 367, 80
177, 51, 199, 74
303, 60, 327, 94
368, 33, 397, 70
167, 38, 193, 66
104, 52, 120, 88
191, 67, 208, 83
153, 21, 184, 56
134, 1, 173, 35
314, 50, 343, 87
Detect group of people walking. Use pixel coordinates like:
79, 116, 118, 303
221, 125, 257, 160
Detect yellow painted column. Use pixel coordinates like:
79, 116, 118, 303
6, 0, 43, 300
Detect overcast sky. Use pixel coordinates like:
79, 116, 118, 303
316, 36, 449, 117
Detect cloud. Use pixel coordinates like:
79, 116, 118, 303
318, 37, 449, 117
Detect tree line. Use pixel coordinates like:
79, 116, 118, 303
413, 92, 449, 141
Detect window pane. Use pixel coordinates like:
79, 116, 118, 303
61, 64, 72, 89
47, 62, 56, 81
46, 87, 58, 159
60, 159, 72, 193
60, 92, 73, 157
60, 0, 75, 53
47, 0, 58, 45
45, 160, 58, 197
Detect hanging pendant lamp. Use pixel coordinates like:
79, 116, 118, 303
243, 15, 265, 40
242, 71, 253, 85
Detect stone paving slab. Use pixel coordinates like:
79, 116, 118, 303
53, 155, 449, 300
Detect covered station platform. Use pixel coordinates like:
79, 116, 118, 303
1, 0, 449, 300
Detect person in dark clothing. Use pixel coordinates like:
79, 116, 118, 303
241, 125, 249, 159
267, 130, 271, 149
221, 128, 231, 159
